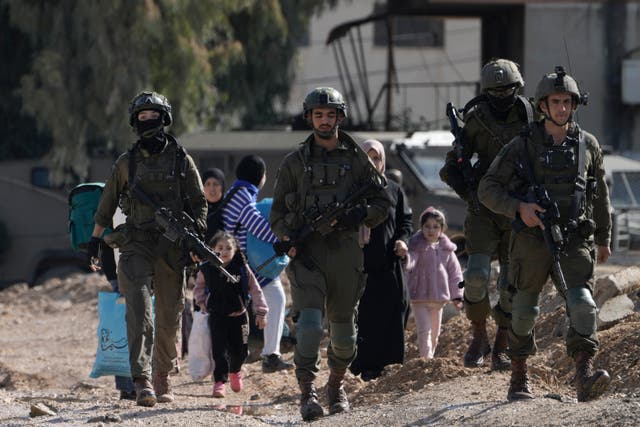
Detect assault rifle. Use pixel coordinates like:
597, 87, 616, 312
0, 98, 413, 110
512, 185, 568, 296
131, 184, 239, 283
256, 178, 383, 272
446, 102, 480, 213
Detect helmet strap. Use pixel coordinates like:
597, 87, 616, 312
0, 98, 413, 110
542, 99, 573, 127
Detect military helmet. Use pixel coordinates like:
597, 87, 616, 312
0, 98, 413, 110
128, 91, 173, 127
535, 66, 586, 106
303, 87, 348, 118
480, 59, 524, 91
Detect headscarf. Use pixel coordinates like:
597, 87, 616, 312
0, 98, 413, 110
360, 139, 386, 173
201, 167, 226, 194
358, 139, 386, 247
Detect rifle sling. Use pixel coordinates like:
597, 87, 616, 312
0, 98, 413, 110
569, 131, 587, 223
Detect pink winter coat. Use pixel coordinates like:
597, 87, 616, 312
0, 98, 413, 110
405, 232, 463, 302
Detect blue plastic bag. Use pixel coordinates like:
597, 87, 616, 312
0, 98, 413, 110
90, 292, 131, 378
246, 198, 289, 280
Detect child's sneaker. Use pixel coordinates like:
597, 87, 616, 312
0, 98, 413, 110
212, 382, 225, 398
229, 372, 243, 393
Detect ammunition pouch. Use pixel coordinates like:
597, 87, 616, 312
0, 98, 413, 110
103, 224, 132, 249
577, 219, 597, 239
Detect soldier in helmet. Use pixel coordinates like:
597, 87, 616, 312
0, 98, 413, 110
270, 87, 391, 421
478, 67, 611, 402
440, 58, 536, 370
87, 91, 207, 406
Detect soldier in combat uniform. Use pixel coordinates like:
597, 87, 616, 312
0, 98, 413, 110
478, 67, 612, 402
440, 59, 535, 370
270, 87, 390, 421
88, 91, 207, 406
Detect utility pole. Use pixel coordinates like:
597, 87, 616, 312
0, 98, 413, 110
384, 15, 395, 131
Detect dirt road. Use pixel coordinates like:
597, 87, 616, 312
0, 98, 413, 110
1, 252, 639, 426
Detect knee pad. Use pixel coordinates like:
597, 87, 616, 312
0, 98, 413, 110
511, 290, 540, 336
566, 286, 597, 336
463, 254, 491, 303
296, 308, 324, 358
329, 321, 357, 360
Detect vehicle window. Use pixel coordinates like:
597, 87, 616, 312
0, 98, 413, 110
611, 171, 639, 207
624, 171, 640, 206
413, 155, 449, 191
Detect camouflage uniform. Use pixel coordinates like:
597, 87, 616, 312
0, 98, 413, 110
478, 67, 612, 402
271, 130, 390, 376
94, 93, 206, 405
271, 109, 390, 419
440, 59, 534, 369
95, 139, 206, 380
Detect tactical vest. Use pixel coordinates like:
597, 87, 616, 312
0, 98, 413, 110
119, 136, 187, 230
464, 95, 534, 178
297, 132, 367, 216
525, 125, 591, 226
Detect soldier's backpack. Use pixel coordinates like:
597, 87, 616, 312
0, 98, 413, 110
68, 182, 111, 251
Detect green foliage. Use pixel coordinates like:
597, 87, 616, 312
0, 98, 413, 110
217, 0, 336, 129
2, 0, 336, 184
0, 3, 52, 160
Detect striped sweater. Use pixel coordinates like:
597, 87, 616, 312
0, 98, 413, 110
222, 180, 278, 286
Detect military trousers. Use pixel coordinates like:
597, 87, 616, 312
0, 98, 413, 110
508, 230, 599, 358
286, 232, 366, 379
117, 240, 185, 380
463, 205, 512, 326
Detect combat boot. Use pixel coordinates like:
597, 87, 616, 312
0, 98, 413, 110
298, 374, 324, 421
574, 351, 611, 402
262, 354, 294, 373
491, 326, 511, 371
134, 377, 157, 407
464, 319, 491, 367
326, 368, 350, 415
152, 371, 174, 403
507, 357, 534, 401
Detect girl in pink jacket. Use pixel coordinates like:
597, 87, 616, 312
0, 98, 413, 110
405, 207, 463, 358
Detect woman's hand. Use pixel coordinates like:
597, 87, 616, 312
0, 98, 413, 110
255, 314, 267, 330
394, 240, 408, 258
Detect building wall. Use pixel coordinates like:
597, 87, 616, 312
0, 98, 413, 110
524, 3, 606, 142
287, 0, 482, 130
525, 2, 640, 152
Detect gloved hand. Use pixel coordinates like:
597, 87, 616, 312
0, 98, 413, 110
87, 236, 102, 260
440, 163, 468, 198
336, 204, 368, 229
273, 240, 294, 256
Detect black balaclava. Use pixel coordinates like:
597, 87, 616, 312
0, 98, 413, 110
135, 113, 166, 154
487, 93, 517, 117
235, 155, 266, 187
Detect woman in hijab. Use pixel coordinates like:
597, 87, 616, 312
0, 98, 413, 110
350, 139, 413, 381
202, 168, 227, 242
